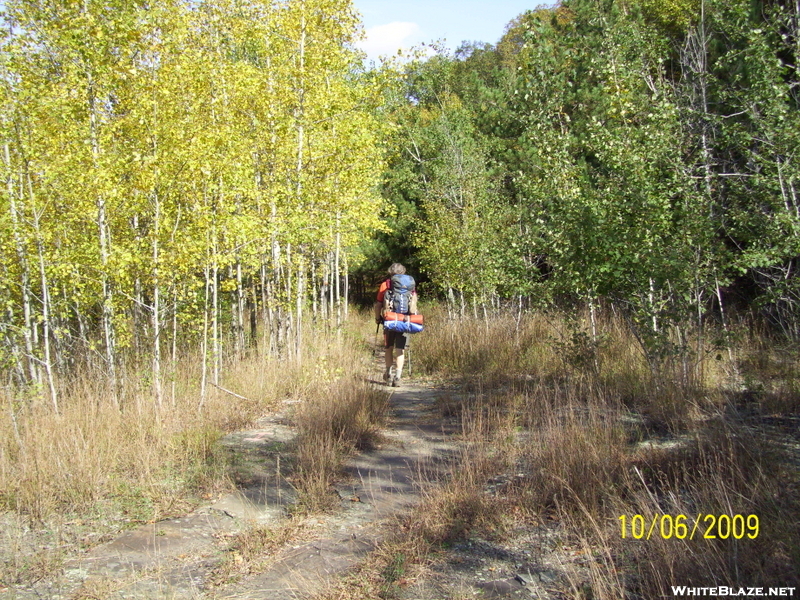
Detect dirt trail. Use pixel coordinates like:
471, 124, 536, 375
216, 381, 460, 600
6, 370, 460, 600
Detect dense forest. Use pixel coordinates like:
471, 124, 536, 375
369, 0, 800, 345
2, 0, 800, 398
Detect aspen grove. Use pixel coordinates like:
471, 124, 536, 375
0, 0, 388, 410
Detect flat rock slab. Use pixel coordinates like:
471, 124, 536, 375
9, 510, 237, 600
217, 529, 380, 600
77, 511, 235, 572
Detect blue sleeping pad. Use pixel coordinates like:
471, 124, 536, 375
383, 320, 424, 334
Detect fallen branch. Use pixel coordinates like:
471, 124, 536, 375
209, 382, 253, 403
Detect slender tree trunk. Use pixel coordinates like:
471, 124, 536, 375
296, 261, 304, 360
447, 288, 455, 320
311, 258, 318, 319
200, 264, 211, 411
212, 243, 220, 386
343, 254, 349, 320
285, 243, 293, 357
335, 213, 341, 328
133, 214, 144, 356
171, 286, 178, 408
292, 5, 306, 351
260, 257, 272, 354
152, 191, 162, 410
321, 254, 329, 325
89, 77, 117, 402
4, 144, 38, 386
29, 176, 58, 413
235, 257, 245, 355
648, 278, 658, 333
328, 251, 335, 322
250, 278, 258, 351
714, 273, 736, 368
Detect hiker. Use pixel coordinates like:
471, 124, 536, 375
374, 263, 418, 387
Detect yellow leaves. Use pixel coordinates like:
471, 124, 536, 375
1, 0, 387, 362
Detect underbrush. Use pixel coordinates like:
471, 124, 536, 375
322, 307, 800, 598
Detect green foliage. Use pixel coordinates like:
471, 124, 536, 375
371, 0, 800, 363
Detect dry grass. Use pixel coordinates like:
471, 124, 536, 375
606, 421, 800, 596
0, 312, 388, 587
293, 374, 389, 513
334, 306, 800, 598
3, 303, 798, 597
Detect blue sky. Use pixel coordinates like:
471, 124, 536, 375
353, 0, 549, 62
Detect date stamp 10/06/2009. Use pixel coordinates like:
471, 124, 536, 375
618, 514, 759, 540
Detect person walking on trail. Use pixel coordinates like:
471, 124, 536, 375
374, 263, 418, 387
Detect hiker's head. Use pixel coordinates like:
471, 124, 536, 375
388, 263, 406, 276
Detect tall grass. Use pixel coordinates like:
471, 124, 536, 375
400, 306, 800, 596
0, 313, 384, 524
293, 365, 389, 513
0, 311, 392, 588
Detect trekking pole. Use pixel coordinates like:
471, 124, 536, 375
407, 338, 412, 377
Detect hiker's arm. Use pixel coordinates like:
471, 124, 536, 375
410, 290, 418, 314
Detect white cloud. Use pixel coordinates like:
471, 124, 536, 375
356, 21, 422, 60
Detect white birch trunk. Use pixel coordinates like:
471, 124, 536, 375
29, 174, 58, 412
200, 264, 211, 411
4, 144, 38, 386
152, 191, 162, 410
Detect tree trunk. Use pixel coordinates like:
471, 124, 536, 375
88, 73, 117, 401
343, 254, 349, 320
171, 286, 178, 408
311, 258, 318, 319
235, 257, 245, 355
152, 191, 162, 410
199, 263, 211, 411
29, 175, 58, 413
4, 144, 38, 386
212, 245, 220, 386
296, 261, 304, 361
335, 213, 341, 328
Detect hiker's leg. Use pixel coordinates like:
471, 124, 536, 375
395, 349, 405, 379
384, 346, 393, 372
393, 333, 408, 380
383, 330, 394, 380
